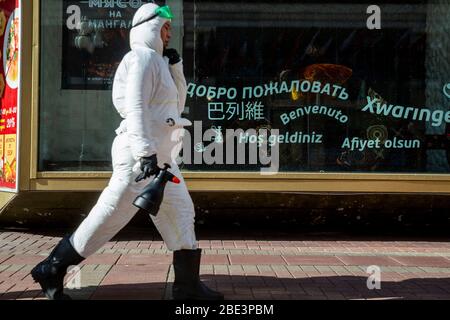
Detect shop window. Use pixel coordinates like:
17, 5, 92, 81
39, 0, 450, 173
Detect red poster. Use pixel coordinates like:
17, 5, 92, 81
0, 0, 20, 191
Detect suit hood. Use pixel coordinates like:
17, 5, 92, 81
129, 3, 170, 55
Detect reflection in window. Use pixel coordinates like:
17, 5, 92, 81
181, 0, 449, 173
38, 0, 450, 173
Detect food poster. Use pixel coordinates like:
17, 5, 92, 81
62, 0, 154, 90
0, 0, 20, 191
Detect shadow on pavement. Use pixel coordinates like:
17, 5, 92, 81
2, 227, 450, 243
2, 275, 450, 300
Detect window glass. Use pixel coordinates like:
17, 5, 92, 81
39, 0, 450, 174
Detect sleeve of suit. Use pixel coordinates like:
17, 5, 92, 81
169, 59, 187, 116
125, 51, 158, 161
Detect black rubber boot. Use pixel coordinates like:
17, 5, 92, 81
172, 248, 224, 300
31, 236, 85, 300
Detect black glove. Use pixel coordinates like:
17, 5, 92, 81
135, 154, 160, 182
163, 48, 181, 65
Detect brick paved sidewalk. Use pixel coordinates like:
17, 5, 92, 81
1, 230, 450, 300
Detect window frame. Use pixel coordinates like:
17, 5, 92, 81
22, 0, 450, 193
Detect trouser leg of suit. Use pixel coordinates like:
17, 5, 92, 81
70, 133, 197, 258
150, 162, 197, 251
70, 133, 142, 257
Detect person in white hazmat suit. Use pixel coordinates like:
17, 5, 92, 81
31, 3, 223, 301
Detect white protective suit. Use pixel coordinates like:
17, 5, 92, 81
70, 3, 197, 257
